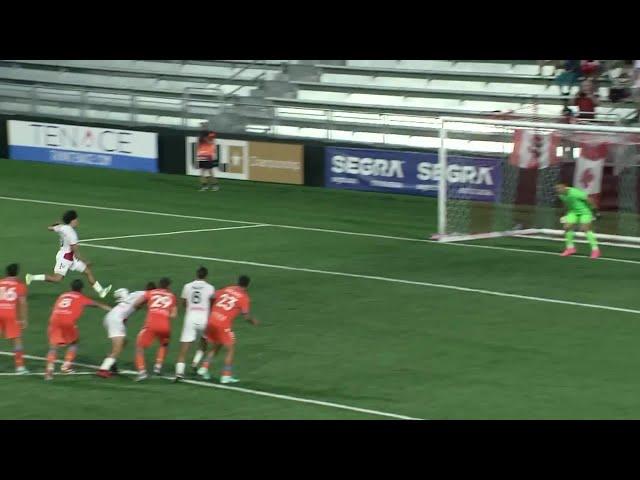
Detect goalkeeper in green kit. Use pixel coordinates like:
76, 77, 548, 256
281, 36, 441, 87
555, 183, 601, 259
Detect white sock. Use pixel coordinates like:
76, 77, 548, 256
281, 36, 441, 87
33, 274, 46, 281
92, 281, 103, 294
100, 357, 116, 371
192, 350, 204, 366
176, 362, 185, 375
154, 363, 162, 371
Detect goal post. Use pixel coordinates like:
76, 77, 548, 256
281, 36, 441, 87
434, 116, 640, 247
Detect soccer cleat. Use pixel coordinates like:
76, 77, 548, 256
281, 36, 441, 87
135, 372, 148, 382
44, 370, 54, 381
15, 366, 29, 375
99, 285, 112, 299
591, 249, 601, 259
220, 376, 239, 384
110, 363, 119, 374
191, 364, 199, 375
560, 247, 577, 257
60, 366, 75, 374
25, 274, 33, 286
96, 370, 112, 378
197, 367, 211, 380
210, 185, 220, 192
153, 364, 162, 375
199, 186, 208, 191
173, 375, 184, 383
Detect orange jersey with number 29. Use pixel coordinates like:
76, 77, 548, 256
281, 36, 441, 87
143, 288, 176, 331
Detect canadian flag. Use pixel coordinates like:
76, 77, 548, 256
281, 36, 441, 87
573, 142, 607, 207
510, 130, 561, 169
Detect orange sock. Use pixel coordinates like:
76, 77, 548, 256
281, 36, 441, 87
201, 361, 210, 370
64, 346, 77, 365
155, 345, 167, 365
222, 365, 232, 377
46, 349, 56, 371
135, 351, 146, 372
14, 348, 24, 368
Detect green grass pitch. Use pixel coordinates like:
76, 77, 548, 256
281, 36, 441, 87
2, 159, 640, 419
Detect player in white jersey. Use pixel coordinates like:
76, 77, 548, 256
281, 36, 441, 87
174, 266, 215, 381
96, 281, 156, 378
25, 210, 112, 298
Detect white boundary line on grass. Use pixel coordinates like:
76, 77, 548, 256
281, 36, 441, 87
0, 351, 420, 420
0, 371, 94, 376
82, 224, 269, 243
80, 243, 640, 315
2, 195, 640, 266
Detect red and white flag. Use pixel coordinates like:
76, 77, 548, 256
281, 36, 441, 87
510, 130, 561, 169
573, 142, 607, 207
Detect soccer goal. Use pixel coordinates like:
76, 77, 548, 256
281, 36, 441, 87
433, 116, 640, 248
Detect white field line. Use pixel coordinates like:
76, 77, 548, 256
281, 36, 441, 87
0, 351, 420, 420
82, 224, 269, 243
2, 195, 640, 265
0, 371, 94, 376
447, 239, 640, 266
81, 243, 640, 315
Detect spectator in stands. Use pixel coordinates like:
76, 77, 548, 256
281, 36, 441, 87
573, 83, 599, 120
580, 60, 601, 78
554, 60, 581, 96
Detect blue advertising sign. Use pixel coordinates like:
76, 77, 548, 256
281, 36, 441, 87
325, 146, 501, 202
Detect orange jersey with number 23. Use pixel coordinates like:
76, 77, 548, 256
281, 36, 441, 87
208, 286, 250, 329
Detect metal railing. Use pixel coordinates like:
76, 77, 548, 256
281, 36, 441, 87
0, 80, 638, 147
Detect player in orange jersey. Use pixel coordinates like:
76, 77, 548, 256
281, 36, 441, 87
133, 277, 178, 381
198, 275, 258, 384
45, 279, 110, 381
0, 264, 29, 374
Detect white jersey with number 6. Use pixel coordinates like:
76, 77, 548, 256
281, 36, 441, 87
180, 280, 215, 343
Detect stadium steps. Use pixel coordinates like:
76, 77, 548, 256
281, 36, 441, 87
293, 81, 617, 108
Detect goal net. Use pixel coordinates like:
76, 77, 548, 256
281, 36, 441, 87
433, 117, 640, 248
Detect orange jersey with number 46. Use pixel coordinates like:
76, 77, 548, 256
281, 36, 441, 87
209, 286, 250, 329
143, 288, 176, 331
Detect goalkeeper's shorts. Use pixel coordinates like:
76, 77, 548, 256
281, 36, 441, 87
565, 211, 593, 225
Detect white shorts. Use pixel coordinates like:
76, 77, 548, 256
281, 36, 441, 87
180, 313, 207, 343
103, 310, 126, 339
54, 251, 87, 276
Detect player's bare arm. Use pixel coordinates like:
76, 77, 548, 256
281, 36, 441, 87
87, 301, 112, 312
243, 312, 259, 326
18, 296, 28, 329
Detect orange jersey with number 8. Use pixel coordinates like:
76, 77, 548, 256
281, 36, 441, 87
208, 286, 250, 329
143, 288, 176, 331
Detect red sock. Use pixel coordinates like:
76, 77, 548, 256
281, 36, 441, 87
201, 361, 210, 370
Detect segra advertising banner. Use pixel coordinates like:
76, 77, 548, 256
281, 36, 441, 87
325, 146, 501, 201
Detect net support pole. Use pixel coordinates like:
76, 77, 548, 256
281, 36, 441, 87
438, 120, 448, 236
